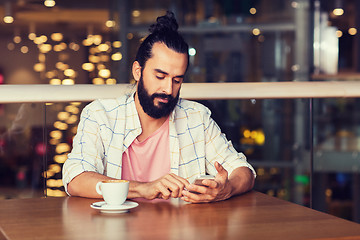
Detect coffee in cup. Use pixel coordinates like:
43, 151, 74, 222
95, 180, 129, 206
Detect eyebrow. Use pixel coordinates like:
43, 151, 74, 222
154, 69, 185, 78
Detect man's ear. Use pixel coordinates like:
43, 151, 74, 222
132, 61, 141, 82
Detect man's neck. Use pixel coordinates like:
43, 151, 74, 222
134, 92, 169, 142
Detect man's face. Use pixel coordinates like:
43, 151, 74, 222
137, 73, 179, 119
135, 42, 188, 119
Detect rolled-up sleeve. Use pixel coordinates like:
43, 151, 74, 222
62, 101, 105, 194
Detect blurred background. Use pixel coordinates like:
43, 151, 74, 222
1, 0, 360, 223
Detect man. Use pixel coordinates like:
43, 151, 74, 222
62, 11, 255, 203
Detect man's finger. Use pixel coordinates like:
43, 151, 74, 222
215, 162, 228, 179
171, 174, 190, 189
186, 184, 208, 194
182, 190, 212, 203
163, 176, 188, 198
162, 174, 190, 198
160, 178, 180, 197
202, 179, 218, 188
215, 161, 226, 173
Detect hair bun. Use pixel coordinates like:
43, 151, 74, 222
149, 11, 179, 33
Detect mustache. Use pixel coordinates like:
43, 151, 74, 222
151, 93, 174, 101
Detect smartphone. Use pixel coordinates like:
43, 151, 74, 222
193, 175, 215, 186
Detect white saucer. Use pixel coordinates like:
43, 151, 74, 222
91, 201, 139, 213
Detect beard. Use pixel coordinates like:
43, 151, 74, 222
137, 75, 179, 119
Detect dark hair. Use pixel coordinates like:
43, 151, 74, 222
135, 11, 189, 70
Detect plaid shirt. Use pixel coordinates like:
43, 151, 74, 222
62, 94, 255, 193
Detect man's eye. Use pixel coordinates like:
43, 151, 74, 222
156, 76, 165, 80
174, 78, 182, 83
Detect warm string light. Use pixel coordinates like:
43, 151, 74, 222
336, 30, 343, 38
348, 27, 357, 35
20, 46, 29, 54
44, 0, 56, 7
132, 10, 141, 17
3, 16, 14, 24
51, 33, 63, 42
333, 8, 344, 16
13, 35, 21, 44
7, 43, 15, 51
111, 52, 122, 61
252, 28, 261, 36
127, 33, 134, 40
113, 41, 122, 48
105, 20, 116, 28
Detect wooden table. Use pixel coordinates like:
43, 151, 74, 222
0, 191, 360, 240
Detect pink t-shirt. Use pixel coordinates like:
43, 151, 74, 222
121, 118, 170, 182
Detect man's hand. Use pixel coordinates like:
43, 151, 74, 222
181, 162, 254, 203
129, 173, 190, 200
181, 162, 232, 203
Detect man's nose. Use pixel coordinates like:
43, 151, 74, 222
162, 78, 173, 95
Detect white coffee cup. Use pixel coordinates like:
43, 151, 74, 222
95, 180, 129, 206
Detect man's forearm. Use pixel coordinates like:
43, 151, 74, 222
228, 167, 255, 197
67, 171, 115, 198
68, 172, 157, 199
